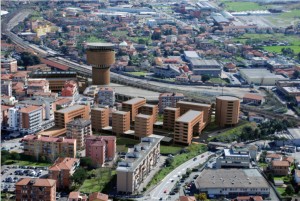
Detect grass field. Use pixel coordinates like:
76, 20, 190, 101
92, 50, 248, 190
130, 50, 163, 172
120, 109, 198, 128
221, 1, 268, 12
276, 187, 286, 195
234, 34, 300, 45
160, 145, 183, 155
128, 71, 147, 76
4, 160, 50, 167
279, 9, 300, 19
263, 46, 300, 54
209, 78, 229, 84
116, 137, 139, 153
86, 36, 105, 43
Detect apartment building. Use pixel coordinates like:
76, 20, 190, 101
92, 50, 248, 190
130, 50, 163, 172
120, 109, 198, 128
270, 160, 290, 176
163, 107, 180, 131
174, 110, 203, 145
1, 57, 17, 72
91, 107, 109, 132
1, 80, 12, 96
215, 96, 240, 128
139, 104, 158, 123
61, 80, 78, 98
48, 157, 80, 190
176, 101, 212, 130
112, 111, 130, 135
27, 79, 51, 96
66, 119, 92, 149
15, 178, 56, 201
85, 135, 116, 167
22, 135, 76, 162
117, 137, 161, 194
54, 104, 90, 128
158, 93, 184, 113
135, 114, 153, 138
19, 105, 43, 133
98, 87, 115, 107
122, 98, 146, 122
216, 148, 251, 169
243, 93, 265, 105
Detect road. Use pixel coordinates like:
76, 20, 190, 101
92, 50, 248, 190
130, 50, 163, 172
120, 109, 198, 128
144, 152, 213, 200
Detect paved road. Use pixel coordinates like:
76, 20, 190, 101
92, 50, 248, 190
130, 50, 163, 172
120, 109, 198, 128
145, 152, 213, 200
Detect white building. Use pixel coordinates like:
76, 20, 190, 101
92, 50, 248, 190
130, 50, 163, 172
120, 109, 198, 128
1, 95, 18, 106
216, 148, 251, 168
98, 87, 115, 107
8, 107, 20, 130
183, 51, 200, 62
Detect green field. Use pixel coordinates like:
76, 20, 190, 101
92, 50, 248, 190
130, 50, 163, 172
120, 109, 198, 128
4, 160, 50, 167
160, 145, 183, 155
279, 9, 300, 19
263, 46, 300, 54
276, 187, 286, 195
233, 34, 300, 45
221, 1, 268, 12
86, 36, 105, 43
128, 71, 147, 76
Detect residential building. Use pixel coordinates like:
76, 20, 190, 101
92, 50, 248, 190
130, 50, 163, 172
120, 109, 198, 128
19, 105, 43, 132
139, 104, 158, 123
215, 96, 240, 128
265, 153, 282, 163
85, 135, 116, 167
61, 80, 79, 99
216, 148, 251, 169
48, 157, 80, 190
135, 114, 153, 138
8, 107, 19, 130
174, 110, 203, 145
276, 80, 300, 97
163, 107, 180, 131
195, 169, 270, 199
117, 137, 161, 194
22, 135, 76, 161
1, 95, 18, 106
89, 192, 109, 201
112, 111, 130, 135
54, 105, 90, 128
68, 192, 88, 201
176, 101, 212, 130
159, 93, 184, 113
1, 80, 12, 96
27, 79, 51, 96
243, 93, 265, 105
15, 178, 56, 201
270, 160, 290, 176
66, 119, 92, 149
1, 105, 11, 126
12, 71, 28, 84
98, 87, 115, 107
1, 57, 17, 73
122, 98, 146, 122
91, 107, 109, 132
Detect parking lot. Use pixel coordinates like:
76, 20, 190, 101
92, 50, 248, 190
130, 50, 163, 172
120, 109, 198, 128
1, 165, 48, 193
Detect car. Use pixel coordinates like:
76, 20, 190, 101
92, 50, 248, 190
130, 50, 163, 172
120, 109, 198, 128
171, 180, 174, 182
201, 155, 204, 158
159, 198, 163, 200
193, 157, 197, 161
164, 190, 167, 193
169, 191, 175, 195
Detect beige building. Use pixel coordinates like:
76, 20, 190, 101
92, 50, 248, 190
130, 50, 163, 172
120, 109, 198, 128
135, 114, 153, 138
122, 98, 146, 122
66, 119, 92, 149
54, 105, 90, 128
117, 137, 161, 194
176, 101, 212, 130
158, 92, 184, 113
215, 96, 240, 128
91, 107, 109, 132
139, 104, 158, 123
174, 110, 203, 145
163, 107, 180, 131
112, 111, 130, 135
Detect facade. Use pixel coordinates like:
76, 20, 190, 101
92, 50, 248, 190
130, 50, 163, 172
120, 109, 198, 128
270, 160, 290, 176
1, 80, 12, 96
243, 93, 265, 105
112, 111, 130, 135
163, 107, 180, 131
98, 87, 115, 107
1, 57, 18, 72
91, 107, 109, 132
195, 169, 270, 199
139, 104, 158, 123
54, 105, 90, 128
215, 96, 240, 128
135, 114, 153, 138
158, 93, 184, 113
86, 43, 115, 85
176, 101, 212, 130
27, 79, 51, 96
216, 148, 251, 168
15, 178, 56, 201
85, 135, 116, 167
117, 137, 161, 194
66, 119, 92, 149
174, 110, 203, 145
19, 105, 43, 133
22, 135, 77, 162
48, 157, 80, 190
122, 98, 146, 122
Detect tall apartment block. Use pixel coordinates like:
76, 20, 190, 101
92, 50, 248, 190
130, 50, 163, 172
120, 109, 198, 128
22, 135, 77, 162
1, 80, 12, 96
54, 105, 90, 128
86, 43, 115, 85
174, 110, 203, 145
16, 178, 56, 201
158, 92, 184, 113
112, 111, 130, 135
139, 104, 158, 123
215, 96, 240, 128
163, 107, 180, 131
122, 98, 146, 122
91, 107, 109, 132
176, 101, 212, 130
98, 87, 115, 107
85, 135, 116, 167
117, 137, 161, 194
135, 114, 153, 138
1, 57, 18, 73
48, 157, 80, 190
18, 105, 43, 133
66, 119, 92, 149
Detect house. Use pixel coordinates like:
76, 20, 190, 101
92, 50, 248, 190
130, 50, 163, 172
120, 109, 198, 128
68, 192, 88, 201
243, 93, 265, 105
265, 153, 282, 163
270, 160, 290, 176
89, 192, 109, 201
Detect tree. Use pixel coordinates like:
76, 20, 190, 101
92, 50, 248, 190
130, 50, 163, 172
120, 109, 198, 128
293, 70, 300, 79
71, 168, 87, 185
165, 158, 174, 167
201, 74, 210, 82
80, 157, 93, 170
10, 152, 20, 160
285, 184, 295, 195
17, 52, 41, 67
194, 193, 208, 201
138, 38, 146, 44
267, 173, 274, 183
60, 46, 69, 55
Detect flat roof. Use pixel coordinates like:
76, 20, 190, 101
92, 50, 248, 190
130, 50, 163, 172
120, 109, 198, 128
87, 42, 115, 48
190, 59, 220, 67
217, 96, 240, 101
240, 68, 286, 79
123, 97, 145, 105
136, 113, 152, 119
177, 101, 211, 107
195, 169, 269, 189
184, 51, 199, 58
164, 107, 179, 111
287, 128, 300, 139
113, 110, 129, 115
55, 105, 85, 114
176, 110, 202, 123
